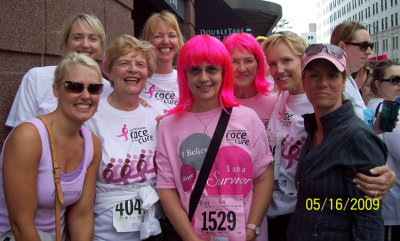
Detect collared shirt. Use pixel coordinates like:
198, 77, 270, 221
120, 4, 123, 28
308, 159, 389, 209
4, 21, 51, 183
287, 101, 387, 241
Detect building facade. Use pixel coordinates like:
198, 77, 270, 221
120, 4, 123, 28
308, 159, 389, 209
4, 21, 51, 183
316, 0, 400, 61
301, 23, 318, 46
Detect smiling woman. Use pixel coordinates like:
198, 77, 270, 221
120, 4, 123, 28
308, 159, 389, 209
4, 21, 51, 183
84, 34, 161, 241
139, 11, 184, 114
0, 52, 103, 240
156, 35, 274, 241
6, 13, 112, 128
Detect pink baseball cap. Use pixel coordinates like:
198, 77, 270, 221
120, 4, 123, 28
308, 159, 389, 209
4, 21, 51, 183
302, 44, 347, 72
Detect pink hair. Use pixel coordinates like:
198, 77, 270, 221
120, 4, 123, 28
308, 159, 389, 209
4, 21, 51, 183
166, 35, 238, 116
223, 33, 270, 94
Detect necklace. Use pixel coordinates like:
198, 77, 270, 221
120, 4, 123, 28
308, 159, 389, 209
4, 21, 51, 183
194, 111, 218, 134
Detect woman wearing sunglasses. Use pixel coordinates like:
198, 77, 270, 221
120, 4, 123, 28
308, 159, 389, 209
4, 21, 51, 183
6, 13, 112, 128
156, 35, 273, 241
85, 35, 161, 241
223, 33, 277, 131
139, 11, 184, 114
0, 53, 102, 240
331, 21, 396, 204
330, 21, 373, 121
367, 59, 400, 240
287, 44, 387, 241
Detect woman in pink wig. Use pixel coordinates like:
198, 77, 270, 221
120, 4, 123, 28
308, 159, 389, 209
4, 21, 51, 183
223, 33, 277, 131
156, 35, 274, 241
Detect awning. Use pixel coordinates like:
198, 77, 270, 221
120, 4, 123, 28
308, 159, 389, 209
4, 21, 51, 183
195, 0, 282, 39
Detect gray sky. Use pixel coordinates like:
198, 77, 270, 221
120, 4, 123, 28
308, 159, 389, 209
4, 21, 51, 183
265, 0, 318, 34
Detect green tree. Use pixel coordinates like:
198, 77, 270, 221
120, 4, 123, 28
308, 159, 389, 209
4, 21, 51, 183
270, 18, 292, 35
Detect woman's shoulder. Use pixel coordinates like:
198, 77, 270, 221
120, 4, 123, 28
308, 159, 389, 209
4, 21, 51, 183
25, 65, 57, 78
4, 120, 42, 156
233, 105, 258, 116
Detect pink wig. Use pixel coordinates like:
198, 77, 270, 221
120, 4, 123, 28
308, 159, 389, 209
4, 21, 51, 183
167, 35, 238, 116
223, 33, 270, 94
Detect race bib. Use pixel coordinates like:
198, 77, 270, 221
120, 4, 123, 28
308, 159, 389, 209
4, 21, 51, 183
112, 199, 145, 232
194, 195, 245, 241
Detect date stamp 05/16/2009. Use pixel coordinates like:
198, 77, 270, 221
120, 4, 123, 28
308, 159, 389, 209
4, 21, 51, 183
305, 198, 380, 211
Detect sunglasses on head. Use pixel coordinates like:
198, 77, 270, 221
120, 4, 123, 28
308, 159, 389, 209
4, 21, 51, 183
305, 44, 345, 59
381, 76, 400, 85
64, 81, 103, 95
344, 41, 374, 51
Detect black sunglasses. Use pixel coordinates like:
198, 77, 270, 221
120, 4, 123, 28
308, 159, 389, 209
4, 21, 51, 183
381, 76, 400, 85
344, 41, 374, 51
305, 44, 345, 59
64, 81, 103, 95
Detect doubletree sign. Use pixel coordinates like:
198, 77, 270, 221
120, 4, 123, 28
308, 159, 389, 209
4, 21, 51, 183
198, 27, 252, 40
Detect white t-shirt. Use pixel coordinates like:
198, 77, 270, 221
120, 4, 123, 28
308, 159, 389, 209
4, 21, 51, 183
85, 99, 159, 241
236, 92, 277, 130
6, 66, 112, 127
343, 75, 367, 121
156, 106, 273, 241
139, 70, 179, 115
368, 98, 400, 225
266, 92, 314, 218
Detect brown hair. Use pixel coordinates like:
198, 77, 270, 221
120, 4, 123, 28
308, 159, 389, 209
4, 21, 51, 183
330, 21, 366, 45
371, 59, 399, 96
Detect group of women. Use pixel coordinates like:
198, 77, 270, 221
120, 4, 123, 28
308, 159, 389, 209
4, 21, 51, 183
0, 10, 398, 241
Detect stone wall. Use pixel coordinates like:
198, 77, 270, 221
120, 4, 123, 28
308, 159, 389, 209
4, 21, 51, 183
0, 0, 134, 147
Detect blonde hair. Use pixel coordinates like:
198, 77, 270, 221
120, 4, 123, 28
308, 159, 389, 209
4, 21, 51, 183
263, 32, 307, 93
54, 52, 102, 86
104, 34, 156, 85
59, 13, 106, 55
140, 10, 184, 48
263, 32, 307, 60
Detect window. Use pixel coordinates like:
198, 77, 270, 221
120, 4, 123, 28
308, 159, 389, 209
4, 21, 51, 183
376, 40, 380, 53
376, 2, 379, 13
396, 13, 399, 25
373, 4, 375, 14
382, 18, 385, 30
393, 37, 396, 49
390, 14, 394, 28
381, 0, 384, 11
385, 17, 388, 29
382, 40, 385, 52
385, 0, 388, 9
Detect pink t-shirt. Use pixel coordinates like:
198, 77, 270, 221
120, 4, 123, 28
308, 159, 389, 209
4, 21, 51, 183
236, 92, 277, 130
156, 106, 273, 240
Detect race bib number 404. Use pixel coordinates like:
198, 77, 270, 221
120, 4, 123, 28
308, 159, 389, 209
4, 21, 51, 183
194, 195, 245, 241
113, 199, 144, 232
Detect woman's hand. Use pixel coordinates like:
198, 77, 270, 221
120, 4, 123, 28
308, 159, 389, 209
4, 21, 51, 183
139, 98, 151, 107
354, 164, 396, 199
246, 228, 257, 241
